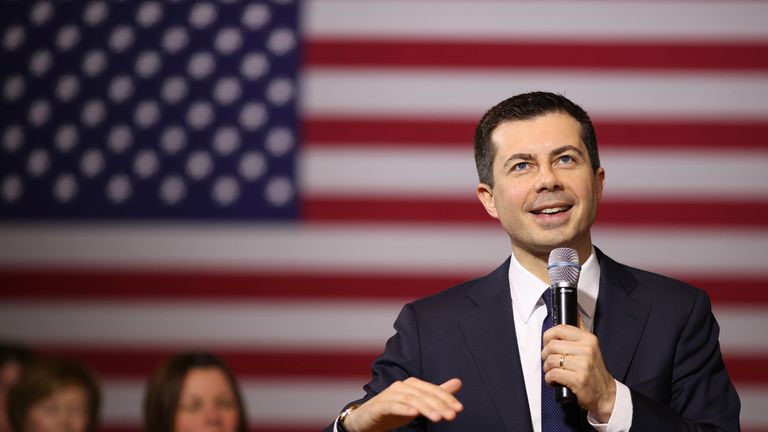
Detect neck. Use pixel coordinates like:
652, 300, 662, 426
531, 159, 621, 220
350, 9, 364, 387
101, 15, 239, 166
512, 242, 592, 284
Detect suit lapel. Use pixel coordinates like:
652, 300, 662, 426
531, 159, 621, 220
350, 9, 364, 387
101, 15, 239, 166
593, 249, 651, 381
458, 259, 534, 432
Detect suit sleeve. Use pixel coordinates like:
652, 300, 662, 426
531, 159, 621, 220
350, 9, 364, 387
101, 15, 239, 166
630, 288, 740, 431
322, 303, 428, 432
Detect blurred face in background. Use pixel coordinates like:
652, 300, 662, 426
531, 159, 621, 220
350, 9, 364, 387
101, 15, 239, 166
0, 360, 22, 432
23, 385, 89, 432
174, 367, 240, 432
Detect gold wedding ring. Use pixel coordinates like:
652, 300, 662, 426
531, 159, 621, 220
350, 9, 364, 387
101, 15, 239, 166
559, 353, 567, 369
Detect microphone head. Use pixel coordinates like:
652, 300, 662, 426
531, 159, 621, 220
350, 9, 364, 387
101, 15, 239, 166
547, 247, 581, 285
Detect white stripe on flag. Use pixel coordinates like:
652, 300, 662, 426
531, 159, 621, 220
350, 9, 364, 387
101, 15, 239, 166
0, 301, 402, 350
1, 225, 767, 277
714, 306, 768, 355
1, 302, 766, 354
305, 1, 768, 41
736, 385, 768, 429
302, 70, 768, 118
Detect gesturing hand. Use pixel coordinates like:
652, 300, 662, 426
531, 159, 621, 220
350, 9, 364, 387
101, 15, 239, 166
343, 377, 463, 432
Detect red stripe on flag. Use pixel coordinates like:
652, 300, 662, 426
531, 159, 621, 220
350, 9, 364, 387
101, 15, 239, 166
1, 270, 766, 305
302, 197, 768, 228
0, 269, 460, 300
304, 117, 768, 149
595, 200, 768, 228
304, 197, 489, 224
680, 278, 768, 306
305, 117, 475, 146
724, 356, 768, 385
39, 346, 377, 379
307, 39, 768, 70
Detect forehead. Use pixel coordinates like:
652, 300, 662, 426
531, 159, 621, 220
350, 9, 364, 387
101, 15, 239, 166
39, 384, 88, 404
490, 112, 584, 156
181, 367, 232, 394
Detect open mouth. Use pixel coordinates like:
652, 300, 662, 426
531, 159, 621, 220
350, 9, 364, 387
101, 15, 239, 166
531, 206, 572, 215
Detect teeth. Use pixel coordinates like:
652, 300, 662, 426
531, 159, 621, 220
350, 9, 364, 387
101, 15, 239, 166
539, 207, 567, 214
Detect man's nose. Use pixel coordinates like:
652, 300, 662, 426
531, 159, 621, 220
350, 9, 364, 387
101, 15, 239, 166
535, 164, 563, 192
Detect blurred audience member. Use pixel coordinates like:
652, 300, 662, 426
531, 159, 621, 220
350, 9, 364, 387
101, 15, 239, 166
0, 342, 35, 432
144, 351, 248, 432
7, 357, 100, 432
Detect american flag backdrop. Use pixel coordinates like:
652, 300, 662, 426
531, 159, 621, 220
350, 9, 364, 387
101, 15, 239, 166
1, 1, 768, 431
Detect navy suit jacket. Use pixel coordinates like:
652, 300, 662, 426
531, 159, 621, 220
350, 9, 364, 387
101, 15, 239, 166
326, 249, 740, 431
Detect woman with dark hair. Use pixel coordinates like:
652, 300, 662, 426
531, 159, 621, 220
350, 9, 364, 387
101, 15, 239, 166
6, 357, 100, 432
0, 342, 35, 432
144, 351, 248, 432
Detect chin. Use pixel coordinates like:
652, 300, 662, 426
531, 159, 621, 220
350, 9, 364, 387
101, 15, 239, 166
532, 232, 576, 247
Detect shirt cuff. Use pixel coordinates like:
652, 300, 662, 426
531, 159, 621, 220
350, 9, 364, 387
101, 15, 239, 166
587, 379, 633, 432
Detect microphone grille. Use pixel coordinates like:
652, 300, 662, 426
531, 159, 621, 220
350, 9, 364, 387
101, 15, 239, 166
547, 247, 581, 284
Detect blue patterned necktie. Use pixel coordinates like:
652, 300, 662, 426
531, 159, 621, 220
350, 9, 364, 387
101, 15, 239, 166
541, 289, 580, 431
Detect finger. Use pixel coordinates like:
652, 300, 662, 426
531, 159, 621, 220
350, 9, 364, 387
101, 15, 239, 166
543, 324, 584, 344
406, 377, 461, 403
379, 401, 419, 418
541, 338, 585, 361
544, 366, 578, 387
439, 378, 464, 410
386, 389, 446, 423
543, 353, 565, 374
440, 378, 462, 393
542, 352, 570, 374
397, 378, 462, 421
544, 352, 588, 374
542, 342, 595, 377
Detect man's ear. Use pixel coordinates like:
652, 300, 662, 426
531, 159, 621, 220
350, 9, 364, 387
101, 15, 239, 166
476, 183, 499, 220
595, 167, 605, 202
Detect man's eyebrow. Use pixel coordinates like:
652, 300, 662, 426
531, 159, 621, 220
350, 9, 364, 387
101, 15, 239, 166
552, 145, 585, 158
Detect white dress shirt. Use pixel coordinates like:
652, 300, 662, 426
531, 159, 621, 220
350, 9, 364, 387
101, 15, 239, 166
508, 248, 632, 432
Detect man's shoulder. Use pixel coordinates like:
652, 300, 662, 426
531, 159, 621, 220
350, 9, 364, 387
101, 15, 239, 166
602, 251, 707, 305
408, 258, 510, 313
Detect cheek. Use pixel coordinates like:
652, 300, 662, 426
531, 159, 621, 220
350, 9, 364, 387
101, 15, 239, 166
222, 410, 240, 431
174, 412, 198, 432
70, 413, 89, 432
25, 409, 58, 432
494, 188, 527, 214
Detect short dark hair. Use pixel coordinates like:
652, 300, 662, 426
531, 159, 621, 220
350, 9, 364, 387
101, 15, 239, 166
473, 91, 600, 186
143, 351, 248, 432
7, 357, 101, 432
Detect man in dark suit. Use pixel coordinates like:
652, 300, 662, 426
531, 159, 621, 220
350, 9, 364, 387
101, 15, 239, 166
326, 92, 740, 431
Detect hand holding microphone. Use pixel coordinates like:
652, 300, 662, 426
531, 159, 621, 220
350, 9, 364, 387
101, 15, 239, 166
542, 248, 617, 420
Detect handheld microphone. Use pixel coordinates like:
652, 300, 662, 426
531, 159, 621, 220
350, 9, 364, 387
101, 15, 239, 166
547, 247, 581, 404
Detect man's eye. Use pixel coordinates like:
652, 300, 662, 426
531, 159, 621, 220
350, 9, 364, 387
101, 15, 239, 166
512, 162, 528, 171
558, 155, 574, 164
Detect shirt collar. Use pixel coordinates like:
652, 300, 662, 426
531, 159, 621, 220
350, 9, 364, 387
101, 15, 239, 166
508, 247, 600, 324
